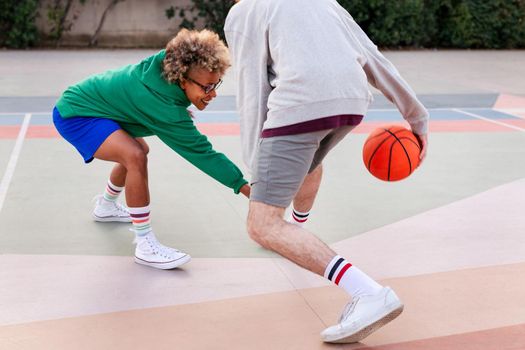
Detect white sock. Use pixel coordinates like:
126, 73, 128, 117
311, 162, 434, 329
289, 207, 310, 227
324, 255, 383, 298
102, 179, 123, 204
129, 205, 152, 237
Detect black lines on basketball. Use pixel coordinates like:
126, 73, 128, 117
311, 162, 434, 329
384, 128, 413, 177
362, 125, 421, 181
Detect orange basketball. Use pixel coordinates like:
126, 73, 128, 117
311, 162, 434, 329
362, 125, 421, 181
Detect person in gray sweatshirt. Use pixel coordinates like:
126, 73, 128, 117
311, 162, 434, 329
225, 0, 429, 343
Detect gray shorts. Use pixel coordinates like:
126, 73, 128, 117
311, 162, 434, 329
250, 125, 356, 208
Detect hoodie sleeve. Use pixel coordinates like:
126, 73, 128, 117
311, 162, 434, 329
149, 117, 248, 194
338, 7, 429, 135
224, 7, 273, 171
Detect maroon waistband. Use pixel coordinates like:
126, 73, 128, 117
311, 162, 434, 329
261, 114, 364, 138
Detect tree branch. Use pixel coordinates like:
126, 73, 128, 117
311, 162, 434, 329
89, 0, 125, 47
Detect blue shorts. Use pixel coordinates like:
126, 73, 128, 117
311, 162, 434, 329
53, 107, 121, 163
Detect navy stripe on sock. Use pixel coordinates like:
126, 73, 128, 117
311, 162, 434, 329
327, 257, 345, 281
293, 211, 309, 218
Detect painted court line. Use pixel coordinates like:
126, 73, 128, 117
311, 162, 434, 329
0, 107, 511, 116
0, 112, 40, 116
494, 108, 525, 119
0, 113, 31, 213
453, 108, 525, 132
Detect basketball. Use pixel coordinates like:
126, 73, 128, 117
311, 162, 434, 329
362, 125, 421, 181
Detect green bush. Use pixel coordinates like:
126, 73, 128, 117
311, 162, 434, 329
0, 0, 40, 48
464, 0, 525, 48
166, 0, 236, 41
344, 0, 525, 48
340, 0, 436, 48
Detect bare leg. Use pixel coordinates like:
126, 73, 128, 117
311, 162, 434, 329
109, 164, 126, 187
94, 131, 149, 207
247, 200, 335, 276
107, 137, 150, 188
293, 164, 323, 212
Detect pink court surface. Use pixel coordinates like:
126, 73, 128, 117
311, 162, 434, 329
0, 50, 525, 349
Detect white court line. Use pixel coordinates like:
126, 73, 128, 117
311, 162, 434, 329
0, 113, 31, 213
0, 112, 42, 116
1, 107, 524, 117
0, 107, 514, 116
494, 108, 525, 120
452, 108, 525, 132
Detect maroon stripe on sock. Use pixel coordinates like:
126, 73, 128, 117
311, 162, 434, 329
106, 187, 119, 196
335, 263, 352, 285
107, 183, 122, 193
130, 212, 150, 218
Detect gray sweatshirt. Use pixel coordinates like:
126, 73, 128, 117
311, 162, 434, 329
225, 0, 429, 169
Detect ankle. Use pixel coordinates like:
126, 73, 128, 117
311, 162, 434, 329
99, 196, 116, 206
290, 207, 310, 225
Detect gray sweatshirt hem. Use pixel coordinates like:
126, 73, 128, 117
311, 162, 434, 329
265, 97, 371, 130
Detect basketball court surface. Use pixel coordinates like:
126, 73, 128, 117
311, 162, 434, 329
0, 50, 524, 349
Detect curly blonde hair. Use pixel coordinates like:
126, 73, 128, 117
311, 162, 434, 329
163, 28, 230, 84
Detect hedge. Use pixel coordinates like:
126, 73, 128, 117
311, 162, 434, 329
339, 0, 525, 48
1, 0, 524, 48
0, 0, 39, 48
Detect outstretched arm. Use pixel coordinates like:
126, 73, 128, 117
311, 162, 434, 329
150, 118, 249, 194
338, 7, 429, 163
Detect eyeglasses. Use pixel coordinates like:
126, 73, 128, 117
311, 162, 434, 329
185, 77, 223, 94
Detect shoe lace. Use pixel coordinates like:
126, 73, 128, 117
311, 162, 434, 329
339, 298, 359, 323
134, 233, 182, 259
113, 201, 129, 216
93, 195, 129, 216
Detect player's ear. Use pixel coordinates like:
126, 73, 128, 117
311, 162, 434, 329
179, 78, 187, 90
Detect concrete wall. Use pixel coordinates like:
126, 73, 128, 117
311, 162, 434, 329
36, 0, 195, 47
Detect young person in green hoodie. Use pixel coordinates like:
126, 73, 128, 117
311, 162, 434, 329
53, 29, 250, 270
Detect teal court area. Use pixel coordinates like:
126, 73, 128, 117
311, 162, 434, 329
0, 50, 524, 349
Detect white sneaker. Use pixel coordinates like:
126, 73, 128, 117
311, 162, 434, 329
92, 195, 132, 223
321, 286, 404, 343
134, 232, 191, 270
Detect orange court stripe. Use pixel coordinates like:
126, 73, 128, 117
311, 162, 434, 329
0, 126, 20, 138
0, 119, 521, 140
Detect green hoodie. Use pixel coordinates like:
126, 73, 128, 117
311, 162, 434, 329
56, 50, 247, 194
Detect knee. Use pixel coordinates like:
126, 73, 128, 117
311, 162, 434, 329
123, 147, 148, 171
137, 139, 150, 155
246, 212, 276, 249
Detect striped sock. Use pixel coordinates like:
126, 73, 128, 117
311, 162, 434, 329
103, 180, 123, 203
291, 208, 310, 226
324, 255, 383, 298
129, 206, 152, 237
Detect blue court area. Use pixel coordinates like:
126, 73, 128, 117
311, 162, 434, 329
191, 107, 523, 123
1, 107, 522, 126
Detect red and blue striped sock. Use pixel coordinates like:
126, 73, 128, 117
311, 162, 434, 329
324, 255, 383, 297
291, 208, 309, 226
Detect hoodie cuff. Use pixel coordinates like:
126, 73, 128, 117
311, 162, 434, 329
233, 178, 249, 194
